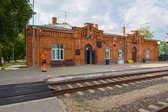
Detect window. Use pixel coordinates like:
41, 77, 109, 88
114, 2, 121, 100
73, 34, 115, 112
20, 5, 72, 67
146, 48, 150, 59
118, 48, 122, 59
105, 47, 110, 59
52, 44, 64, 60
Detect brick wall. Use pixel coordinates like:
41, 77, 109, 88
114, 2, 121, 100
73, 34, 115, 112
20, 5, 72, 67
26, 24, 158, 67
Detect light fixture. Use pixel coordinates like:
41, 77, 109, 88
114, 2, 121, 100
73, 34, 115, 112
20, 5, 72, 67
157, 41, 161, 45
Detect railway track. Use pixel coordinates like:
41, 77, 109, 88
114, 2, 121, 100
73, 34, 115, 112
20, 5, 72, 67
47, 69, 168, 96
154, 104, 168, 112
0, 81, 55, 106
138, 98, 168, 112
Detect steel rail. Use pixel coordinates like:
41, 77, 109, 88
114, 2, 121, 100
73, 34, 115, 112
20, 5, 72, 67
153, 105, 168, 112
53, 72, 168, 96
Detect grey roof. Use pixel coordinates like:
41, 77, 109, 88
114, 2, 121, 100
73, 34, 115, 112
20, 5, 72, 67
103, 32, 127, 37
144, 38, 157, 41
36, 23, 73, 31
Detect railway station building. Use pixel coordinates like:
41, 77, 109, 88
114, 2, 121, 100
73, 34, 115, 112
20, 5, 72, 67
25, 17, 158, 67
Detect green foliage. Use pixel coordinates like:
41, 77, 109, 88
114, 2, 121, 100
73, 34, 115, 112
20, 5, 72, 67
1, 64, 9, 70
61, 22, 69, 25
138, 27, 154, 39
158, 42, 168, 55
0, 0, 32, 66
1, 33, 26, 62
158, 41, 168, 61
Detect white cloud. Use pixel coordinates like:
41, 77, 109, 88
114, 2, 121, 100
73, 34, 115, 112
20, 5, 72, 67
29, 0, 168, 40
122, 0, 168, 39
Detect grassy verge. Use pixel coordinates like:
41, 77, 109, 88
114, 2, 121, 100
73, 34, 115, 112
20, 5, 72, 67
1, 64, 9, 70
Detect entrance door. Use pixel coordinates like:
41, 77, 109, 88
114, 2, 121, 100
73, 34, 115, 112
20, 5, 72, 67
85, 44, 92, 64
132, 47, 137, 62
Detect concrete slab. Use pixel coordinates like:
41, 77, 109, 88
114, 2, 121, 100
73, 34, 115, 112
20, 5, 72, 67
0, 97, 66, 112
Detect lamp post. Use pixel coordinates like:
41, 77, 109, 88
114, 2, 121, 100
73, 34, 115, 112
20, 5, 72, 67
13, 45, 14, 64
140, 22, 149, 29
165, 30, 168, 42
32, 0, 34, 68
157, 41, 161, 45
139, 22, 149, 62
32, 0, 36, 68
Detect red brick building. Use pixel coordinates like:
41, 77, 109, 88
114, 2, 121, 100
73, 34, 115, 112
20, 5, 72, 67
25, 17, 158, 67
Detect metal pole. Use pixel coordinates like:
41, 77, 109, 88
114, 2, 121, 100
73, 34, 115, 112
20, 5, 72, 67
124, 36, 127, 62
32, 0, 35, 68
140, 37, 141, 62
139, 22, 149, 62
13, 46, 14, 64
140, 22, 149, 29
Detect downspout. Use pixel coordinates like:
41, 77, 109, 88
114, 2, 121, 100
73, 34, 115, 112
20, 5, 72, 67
121, 26, 127, 63
124, 35, 127, 63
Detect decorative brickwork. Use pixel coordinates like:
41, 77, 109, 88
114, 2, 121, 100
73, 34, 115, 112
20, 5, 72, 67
25, 20, 158, 67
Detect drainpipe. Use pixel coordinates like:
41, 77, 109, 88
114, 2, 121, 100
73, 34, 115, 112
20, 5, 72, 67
122, 26, 127, 63
124, 35, 127, 62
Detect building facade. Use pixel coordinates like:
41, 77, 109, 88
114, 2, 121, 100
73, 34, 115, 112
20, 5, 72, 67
25, 17, 158, 67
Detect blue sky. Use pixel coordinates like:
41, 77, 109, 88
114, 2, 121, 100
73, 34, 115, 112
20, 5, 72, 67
29, 0, 168, 40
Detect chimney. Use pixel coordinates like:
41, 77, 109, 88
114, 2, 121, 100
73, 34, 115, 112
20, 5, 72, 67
121, 26, 126, 35
52, 17, 57, 25
94, 24, 98, 29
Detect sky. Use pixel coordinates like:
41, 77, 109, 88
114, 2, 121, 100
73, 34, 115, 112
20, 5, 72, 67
29, 0, 168, 40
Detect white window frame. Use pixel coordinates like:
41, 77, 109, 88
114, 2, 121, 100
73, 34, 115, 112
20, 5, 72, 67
105, 47, 110, 59
52, 44, 64, 60
146, 48, 150, 59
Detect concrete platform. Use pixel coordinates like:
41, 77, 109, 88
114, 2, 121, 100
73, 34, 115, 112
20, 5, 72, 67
0, 61, 168, 85
0, 97, 66, 112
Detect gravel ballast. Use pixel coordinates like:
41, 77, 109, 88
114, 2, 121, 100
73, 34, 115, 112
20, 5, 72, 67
59, 77, 168, 112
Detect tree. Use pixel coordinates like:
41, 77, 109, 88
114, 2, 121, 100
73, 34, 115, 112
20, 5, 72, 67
158, 41, 168, 61
0, 0, 32, 66
1, 33, 26, 62
138, 27, 154, 39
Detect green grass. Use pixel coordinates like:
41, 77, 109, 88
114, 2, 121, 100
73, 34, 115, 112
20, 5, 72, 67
15, 59, 26, 63
1, 64, 9, 70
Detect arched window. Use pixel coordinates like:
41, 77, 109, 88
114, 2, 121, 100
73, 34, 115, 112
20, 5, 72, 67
118, 48, 122, 59
146, 48, 150, 59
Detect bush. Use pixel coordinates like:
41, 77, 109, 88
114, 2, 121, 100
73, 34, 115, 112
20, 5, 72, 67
158, 55, 168, 61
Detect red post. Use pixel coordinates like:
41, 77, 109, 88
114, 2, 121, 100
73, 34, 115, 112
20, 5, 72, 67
41, 51, 47, 72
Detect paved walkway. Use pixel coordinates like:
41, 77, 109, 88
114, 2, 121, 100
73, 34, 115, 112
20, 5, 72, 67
0, 61, 168, 85
0, 97, 66, 112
